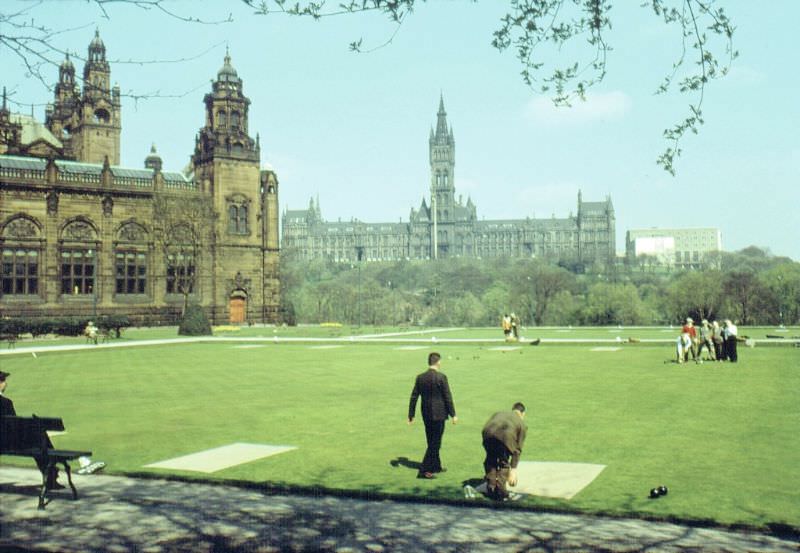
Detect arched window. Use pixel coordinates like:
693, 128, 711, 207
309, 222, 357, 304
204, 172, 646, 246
230, 111, 241, 127
227, 202, 249, 235
217, 110, 228, 127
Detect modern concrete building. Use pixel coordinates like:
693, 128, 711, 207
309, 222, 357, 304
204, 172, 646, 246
626, 227, 722, 270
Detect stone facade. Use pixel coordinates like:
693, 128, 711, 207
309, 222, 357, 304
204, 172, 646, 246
283, 97, 615, 264
0, 35, 280, 325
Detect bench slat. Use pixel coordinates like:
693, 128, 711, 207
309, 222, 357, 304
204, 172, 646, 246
47, 449, 93, 459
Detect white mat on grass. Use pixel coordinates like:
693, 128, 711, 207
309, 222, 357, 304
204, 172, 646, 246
309, 345, 343, 350
512, 461, 605, 499
591, 347, 621, 352
144, 443, 296, 473
489, 346, 520, 351
475, 461, 605, 500
232, 345, 265, 349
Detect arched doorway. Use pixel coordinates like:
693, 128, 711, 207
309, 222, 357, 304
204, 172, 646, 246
229, 290, 247, 324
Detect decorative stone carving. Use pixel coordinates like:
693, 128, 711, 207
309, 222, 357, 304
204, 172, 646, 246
63, 221, 97, 241
3, 218, 39, 239
46, 190, 59, 215
102, 195, 114, 217
228, 271, 251, 294
118, 222, 147, 242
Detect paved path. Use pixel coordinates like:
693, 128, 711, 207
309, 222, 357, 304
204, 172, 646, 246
1, 468, 797, 552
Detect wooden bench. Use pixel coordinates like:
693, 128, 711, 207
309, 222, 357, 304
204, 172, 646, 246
0, 416, 92, 509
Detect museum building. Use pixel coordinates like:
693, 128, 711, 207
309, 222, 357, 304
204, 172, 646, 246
0, 33, 281, 324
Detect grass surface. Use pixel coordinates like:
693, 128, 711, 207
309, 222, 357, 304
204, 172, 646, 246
1, 332, 798, 531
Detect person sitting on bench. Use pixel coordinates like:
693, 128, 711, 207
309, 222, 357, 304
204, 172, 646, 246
0, 371, 64, 490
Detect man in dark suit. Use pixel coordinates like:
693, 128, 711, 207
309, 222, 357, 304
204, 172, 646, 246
482, 402, 528, 499
408, 352, 457, 479
0, 371, 63, 489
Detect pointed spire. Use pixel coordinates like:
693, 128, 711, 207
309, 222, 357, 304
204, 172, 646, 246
434, 94, 449, 141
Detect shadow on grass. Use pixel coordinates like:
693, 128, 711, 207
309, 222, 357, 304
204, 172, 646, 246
388, 456, 420, 471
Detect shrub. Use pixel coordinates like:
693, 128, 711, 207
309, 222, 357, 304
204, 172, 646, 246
97, 315, 130, 338
178, 305, 212, 336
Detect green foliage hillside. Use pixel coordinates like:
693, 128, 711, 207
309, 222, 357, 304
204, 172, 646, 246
280, 247, 800, 327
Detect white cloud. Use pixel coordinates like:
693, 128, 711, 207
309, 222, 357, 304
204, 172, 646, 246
524, 91, 632, 126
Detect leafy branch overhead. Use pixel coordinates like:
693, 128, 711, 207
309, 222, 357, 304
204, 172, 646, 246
1, 0, 736, 174
243, 0, 737, 175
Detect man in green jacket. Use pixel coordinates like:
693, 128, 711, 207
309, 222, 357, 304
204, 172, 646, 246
482, 402, 527, 498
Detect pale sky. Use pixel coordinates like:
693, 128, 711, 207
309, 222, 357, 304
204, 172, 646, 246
3, 1, 798, 259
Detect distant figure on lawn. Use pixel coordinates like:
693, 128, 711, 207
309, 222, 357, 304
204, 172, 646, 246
680, 317, 697, 362
697, 319, 715, 361
84, 321, 99, 345
723, 319, 738, 362
502, 314, 512, 340
408, 352, 457, 480
510, 313, 520, 340
482, 402, 528, 500
712, 320, 725, 361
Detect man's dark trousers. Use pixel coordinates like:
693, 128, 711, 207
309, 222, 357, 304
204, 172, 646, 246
483, 437, 512, 473
421, 419, 445, 473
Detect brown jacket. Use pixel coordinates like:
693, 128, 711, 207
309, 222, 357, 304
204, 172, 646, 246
482, 411, 527, 468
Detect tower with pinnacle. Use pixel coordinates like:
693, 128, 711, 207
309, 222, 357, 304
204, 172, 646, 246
46, 31, 122, 164
191, 50, 280, 323
429, 94, 456, 223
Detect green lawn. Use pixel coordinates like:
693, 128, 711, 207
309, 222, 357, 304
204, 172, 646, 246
1, 338, 798, 531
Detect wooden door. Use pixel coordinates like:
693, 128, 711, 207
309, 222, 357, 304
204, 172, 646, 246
229, 297, 245, 324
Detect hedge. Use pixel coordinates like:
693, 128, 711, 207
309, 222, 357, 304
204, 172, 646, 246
0, 315, 130, 338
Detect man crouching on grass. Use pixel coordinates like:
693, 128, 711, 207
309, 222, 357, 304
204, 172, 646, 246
482, 402, 527, 500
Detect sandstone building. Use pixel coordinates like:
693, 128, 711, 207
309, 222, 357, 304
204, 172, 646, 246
282, 97, 615, 265
0, 33, 280, 324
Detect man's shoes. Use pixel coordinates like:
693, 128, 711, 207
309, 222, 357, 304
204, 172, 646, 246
76, 461, 106, 475
417, 472, 436, 479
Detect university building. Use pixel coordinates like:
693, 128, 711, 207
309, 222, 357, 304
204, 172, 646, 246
282, 97, 616, 264
0, 33, 281, 324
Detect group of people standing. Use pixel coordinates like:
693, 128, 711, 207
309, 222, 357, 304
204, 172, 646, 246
408, 353, 527, 500
677, 317, 739, 363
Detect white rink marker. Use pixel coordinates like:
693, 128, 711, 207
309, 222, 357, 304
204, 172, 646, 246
591, 347, 621, 352
488, 346, 520, 351
476, 461, 606, 500
145, 443, 296, 473
309, 345, 343, 350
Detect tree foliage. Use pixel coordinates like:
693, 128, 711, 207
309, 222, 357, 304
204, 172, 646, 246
281, 246, 799, 327
2, 1, 735, 174
243, 0, 736, 174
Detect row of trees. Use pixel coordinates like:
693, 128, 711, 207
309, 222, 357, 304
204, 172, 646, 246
280, 246, 800, 327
